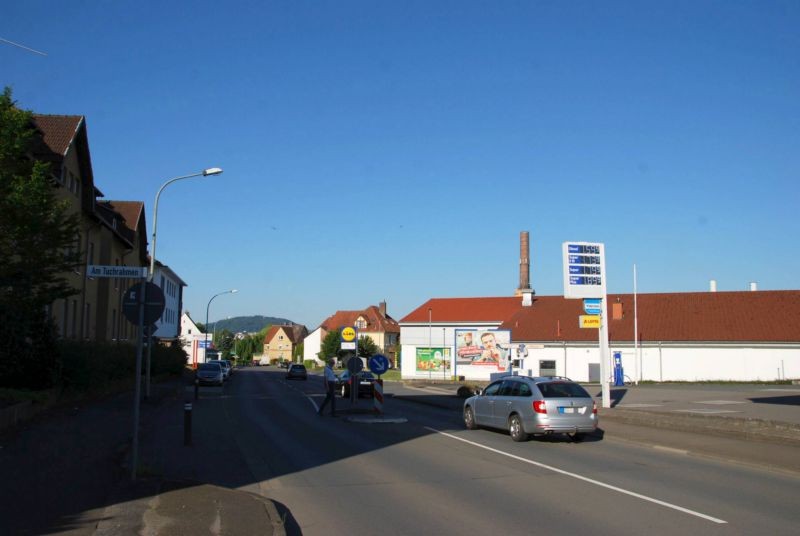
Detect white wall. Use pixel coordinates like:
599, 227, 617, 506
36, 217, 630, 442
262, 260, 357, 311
152, 266, 183, 339
400, 322, 800, 382
304, 327, 324, 365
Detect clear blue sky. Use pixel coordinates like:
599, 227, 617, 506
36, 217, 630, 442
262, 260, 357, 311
4, 1, 799, 328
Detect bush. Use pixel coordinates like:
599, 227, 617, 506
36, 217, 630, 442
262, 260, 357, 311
303, 360, 318, 370
58, 340, 187, 393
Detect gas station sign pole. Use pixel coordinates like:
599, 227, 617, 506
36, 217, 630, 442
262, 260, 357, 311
562, 242, 611, 409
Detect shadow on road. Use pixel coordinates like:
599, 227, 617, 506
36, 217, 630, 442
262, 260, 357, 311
749, 395, 800, 406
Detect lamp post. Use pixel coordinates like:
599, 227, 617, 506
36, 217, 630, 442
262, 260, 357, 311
428, 307, 432, 380
149, 167, 223, 282
205, 290, 237, 360
144, 167, 223, 398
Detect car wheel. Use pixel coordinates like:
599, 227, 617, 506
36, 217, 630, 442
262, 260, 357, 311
568, 432, 586, 442
464, 406, 478, 430
509, 414, 528, 442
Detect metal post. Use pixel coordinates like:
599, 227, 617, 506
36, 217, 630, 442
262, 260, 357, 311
194, 378, 199, 400
145, 324, 152, 399
131, 278, 146, 480
634, 263, 640, 385
428, 308, 432, 380
443, 327, 447, 380
184, 403, 192, 446
599, 299, 611, 408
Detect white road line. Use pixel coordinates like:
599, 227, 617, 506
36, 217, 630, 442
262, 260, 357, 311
673, 409, 741, 414
692, 400, 745, 405
424, 426, 727, 525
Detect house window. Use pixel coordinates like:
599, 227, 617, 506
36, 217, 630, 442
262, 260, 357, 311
356, 318, 367, 329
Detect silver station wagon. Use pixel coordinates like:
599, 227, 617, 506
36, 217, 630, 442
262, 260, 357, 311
463, 376, 598, 442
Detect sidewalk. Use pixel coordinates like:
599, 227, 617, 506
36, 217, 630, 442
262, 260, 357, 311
96, 377, 286, 535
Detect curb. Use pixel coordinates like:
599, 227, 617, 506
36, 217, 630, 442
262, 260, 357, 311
600, 409, 800, 446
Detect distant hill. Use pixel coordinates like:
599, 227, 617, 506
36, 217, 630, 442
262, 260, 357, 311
208, 315, 295, 334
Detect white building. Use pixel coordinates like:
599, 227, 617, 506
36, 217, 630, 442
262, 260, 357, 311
180, 312, 213, 366
151, 260, 186, 342
399, 290, 800, 383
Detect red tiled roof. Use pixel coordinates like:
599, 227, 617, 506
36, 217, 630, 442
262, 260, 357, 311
320, 305, 400, 333
400, 297, 521, 324
501, 291, 800, 343
31, 114, 83, 158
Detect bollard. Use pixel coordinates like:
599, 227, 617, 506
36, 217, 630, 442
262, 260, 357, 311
184, 403, 192, 446
194, 379, 199, 400
373, 378, 384, 414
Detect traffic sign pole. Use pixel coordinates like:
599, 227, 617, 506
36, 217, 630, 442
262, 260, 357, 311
131, 279, 146, 480
374, 378, 383, 414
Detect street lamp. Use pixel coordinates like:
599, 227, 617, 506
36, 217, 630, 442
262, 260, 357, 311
205, 290, 237, 360
148, 167, 223, 281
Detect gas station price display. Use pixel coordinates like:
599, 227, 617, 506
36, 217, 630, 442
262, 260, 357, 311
562, 242, 606, 299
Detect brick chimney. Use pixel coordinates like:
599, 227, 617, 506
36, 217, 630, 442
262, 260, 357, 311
379, 301, 387, 318
515, 230, 533, 299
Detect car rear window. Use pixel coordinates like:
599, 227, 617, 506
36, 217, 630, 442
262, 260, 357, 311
537, 382, 590, 398
199, 363, 220, 371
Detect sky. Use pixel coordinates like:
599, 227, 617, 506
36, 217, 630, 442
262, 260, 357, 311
3, 1, 799, 328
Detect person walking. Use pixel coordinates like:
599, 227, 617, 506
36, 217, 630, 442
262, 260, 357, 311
318, 358, 338, 416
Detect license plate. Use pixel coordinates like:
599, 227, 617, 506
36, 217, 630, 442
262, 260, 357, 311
559, 407, 575, 414
360, 382, 371, 386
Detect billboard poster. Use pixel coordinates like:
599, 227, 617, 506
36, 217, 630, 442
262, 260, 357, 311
416, 347, 451, 372
455, 329, 511, 371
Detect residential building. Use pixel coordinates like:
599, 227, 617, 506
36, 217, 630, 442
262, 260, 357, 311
32, 114, 148, 342
263, 324, 308, 364
180, 312, 210, 367
151, 259, 187, 343
304, 302, 400, 366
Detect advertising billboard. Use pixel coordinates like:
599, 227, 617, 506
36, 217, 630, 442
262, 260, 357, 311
455, 329, 512, 371
415, 347, 451, 372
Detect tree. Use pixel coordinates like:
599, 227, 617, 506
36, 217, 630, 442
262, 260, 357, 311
357, 335, 379, 359
319, 329, 343, 361
0, 88, 82, 388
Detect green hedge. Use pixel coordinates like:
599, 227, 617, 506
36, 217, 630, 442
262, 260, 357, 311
58, 341, 187, 392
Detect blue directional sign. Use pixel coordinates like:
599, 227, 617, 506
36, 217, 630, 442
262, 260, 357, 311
368, 354, 390, 376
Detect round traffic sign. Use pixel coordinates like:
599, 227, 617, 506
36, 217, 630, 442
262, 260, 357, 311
346, 356, 364, 373
122, 282, 166, 326
368, 354, 389, 375
341, 326, 357, 342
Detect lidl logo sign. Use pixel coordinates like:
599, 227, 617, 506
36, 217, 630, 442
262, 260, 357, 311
341, 327, 357, 342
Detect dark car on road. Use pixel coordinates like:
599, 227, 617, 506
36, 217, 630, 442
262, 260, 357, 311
463, 376, 597, 442
337, 370, 377, 398
286, 363, 308, 380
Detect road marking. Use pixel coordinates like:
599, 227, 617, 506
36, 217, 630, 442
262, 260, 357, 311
616, 403, 663, 408
692, 400, 745, 405
760, 388, 800, 392
672, 409, 741, 414
424, 426, 727, 524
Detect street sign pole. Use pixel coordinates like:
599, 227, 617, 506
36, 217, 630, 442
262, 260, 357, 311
145, 324, 152, 399
599, 298, 610, 409
131, 278, 146, 480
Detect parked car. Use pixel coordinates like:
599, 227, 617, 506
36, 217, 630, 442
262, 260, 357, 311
286, 363, 308, 380
196, 362, 224, 386
337, 370, 377, 398
222, 359, 234, 375
208, 360, 231, 380
463, 376, 597, 442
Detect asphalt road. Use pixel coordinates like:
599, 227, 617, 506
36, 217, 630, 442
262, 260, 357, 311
202, 368, 800, 535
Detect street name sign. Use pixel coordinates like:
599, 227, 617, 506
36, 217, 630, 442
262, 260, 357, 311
88, 265, 147, 279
